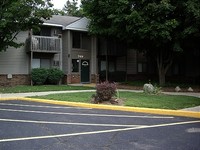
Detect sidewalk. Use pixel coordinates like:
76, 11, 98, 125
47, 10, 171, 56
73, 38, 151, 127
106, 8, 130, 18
0, 90, 95, 98
0, 89, 200, 112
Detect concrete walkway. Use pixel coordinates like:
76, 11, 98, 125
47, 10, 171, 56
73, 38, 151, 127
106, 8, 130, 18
0, 90, 95, 98
0, 89, 199, 112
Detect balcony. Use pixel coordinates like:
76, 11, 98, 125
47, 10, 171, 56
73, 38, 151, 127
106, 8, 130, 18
28, 36, 61, 53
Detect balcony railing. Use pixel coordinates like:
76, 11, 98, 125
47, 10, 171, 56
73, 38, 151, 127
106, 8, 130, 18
30, 36, 61, 53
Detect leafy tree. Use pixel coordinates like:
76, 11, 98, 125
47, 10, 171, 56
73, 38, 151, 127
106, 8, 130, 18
52, 9, 65, 16
0, 0, 53, 52
82, 0, 200, 85
63, 0, 83, 17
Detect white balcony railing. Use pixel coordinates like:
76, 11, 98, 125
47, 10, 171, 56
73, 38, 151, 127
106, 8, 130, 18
31, 36, 61, 52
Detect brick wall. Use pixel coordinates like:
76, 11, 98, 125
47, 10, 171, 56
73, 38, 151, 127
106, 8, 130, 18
63, 74, 99, 84
0, 74, 30, 87
91, 74, 99, 83
71, 74, 80, 83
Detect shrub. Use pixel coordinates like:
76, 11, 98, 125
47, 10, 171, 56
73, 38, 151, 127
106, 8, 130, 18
47, 68, 64, 84
95, 81, 117, 101
31, 68, 48, 85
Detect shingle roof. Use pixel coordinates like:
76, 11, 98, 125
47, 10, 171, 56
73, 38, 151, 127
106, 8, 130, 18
65, 17, 89, 31
43, 15, 81, 27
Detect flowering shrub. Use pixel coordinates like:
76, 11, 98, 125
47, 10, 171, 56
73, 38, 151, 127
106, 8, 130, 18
96, 81, 117, 101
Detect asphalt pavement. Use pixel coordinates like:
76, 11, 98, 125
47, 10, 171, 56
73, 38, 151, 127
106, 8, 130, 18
0, 100, 200, 150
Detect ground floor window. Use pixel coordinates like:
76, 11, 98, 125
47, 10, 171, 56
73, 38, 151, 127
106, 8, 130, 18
72, 59, 79, 72
138, 62, 147, 73
32, 58, 50, 69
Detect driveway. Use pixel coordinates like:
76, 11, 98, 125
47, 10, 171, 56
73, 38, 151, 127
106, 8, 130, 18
0, 100, 200, 150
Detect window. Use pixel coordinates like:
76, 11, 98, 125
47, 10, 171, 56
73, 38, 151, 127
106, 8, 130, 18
100, 61, 106, 71
72, 59, 79, 72
138, 63, 147, 73
72, 32, 81, 48
72, 32, 90, 49
32, 58, 50, 69
32, 59, 40, 69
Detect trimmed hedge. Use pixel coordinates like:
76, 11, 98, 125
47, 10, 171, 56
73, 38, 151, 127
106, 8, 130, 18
47, 68, 64, 84
31, 68, 48, 85
31, 68, 64, 85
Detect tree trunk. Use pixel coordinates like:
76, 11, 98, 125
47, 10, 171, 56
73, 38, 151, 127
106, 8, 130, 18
158, 68, 166, 86
156, 49, 173, 86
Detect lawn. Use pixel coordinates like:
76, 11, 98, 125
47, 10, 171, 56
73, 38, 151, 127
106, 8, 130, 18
30, 91, 200, 110
1, 85, 199, 110
0, 85, 94, 93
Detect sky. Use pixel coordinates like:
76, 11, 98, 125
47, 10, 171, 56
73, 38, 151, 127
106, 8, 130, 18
51, 0, 81, 10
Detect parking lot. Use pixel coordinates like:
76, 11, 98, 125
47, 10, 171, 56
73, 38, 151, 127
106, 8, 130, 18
0, 100, 200, 150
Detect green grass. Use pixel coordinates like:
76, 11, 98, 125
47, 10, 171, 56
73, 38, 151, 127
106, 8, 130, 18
120, 92, 200, 110
0, 85, 94, 93
30, 91, 200, 110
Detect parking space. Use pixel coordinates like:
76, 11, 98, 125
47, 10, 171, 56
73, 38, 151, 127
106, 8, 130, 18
0, 100, 200, 150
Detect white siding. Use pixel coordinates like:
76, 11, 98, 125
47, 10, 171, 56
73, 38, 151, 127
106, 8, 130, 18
0, 31, 29, 74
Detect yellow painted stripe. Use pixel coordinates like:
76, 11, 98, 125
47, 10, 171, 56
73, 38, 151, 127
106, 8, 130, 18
0, 98, 200, 119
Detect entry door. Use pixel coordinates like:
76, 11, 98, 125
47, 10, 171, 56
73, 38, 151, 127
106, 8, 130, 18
81, 60, 90, 83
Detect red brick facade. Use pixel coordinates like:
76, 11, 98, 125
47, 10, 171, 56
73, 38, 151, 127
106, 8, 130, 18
0, 74, 99, 86
63, 74, 99, 84
0, 74, 30, 87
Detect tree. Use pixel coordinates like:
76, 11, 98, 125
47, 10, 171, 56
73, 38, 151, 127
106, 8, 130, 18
0, 0, 53, 52
52, 9, 65, 16
63, 0, 83, 17
82, 0, 200, 85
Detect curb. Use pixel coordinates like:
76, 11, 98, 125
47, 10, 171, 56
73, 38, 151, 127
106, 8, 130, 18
1, 97, 200, 119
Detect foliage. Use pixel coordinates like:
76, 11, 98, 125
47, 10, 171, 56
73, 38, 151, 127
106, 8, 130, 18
153, 85, 162, 95
52, 9, 65, 15
47, 68, 64, 84
82, 0, 200, 85
62, 0, 83, 17
0, 0, 53, 52
95, 81, 117, 102
31, 68, 64, 85
31, 68, 48, 85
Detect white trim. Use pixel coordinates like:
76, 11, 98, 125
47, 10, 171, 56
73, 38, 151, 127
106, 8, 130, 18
43, 23, 63, 28
65, 27, 88, 32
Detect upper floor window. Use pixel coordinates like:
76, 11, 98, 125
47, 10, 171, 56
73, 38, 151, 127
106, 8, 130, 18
72, 31, 91, 49
72, 32, 81, 48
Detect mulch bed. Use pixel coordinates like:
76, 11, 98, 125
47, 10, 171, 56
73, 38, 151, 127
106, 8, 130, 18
91, 98, 125, 106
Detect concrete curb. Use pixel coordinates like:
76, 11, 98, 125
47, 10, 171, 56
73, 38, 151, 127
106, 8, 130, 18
1, 97, 200, 119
